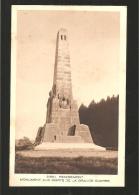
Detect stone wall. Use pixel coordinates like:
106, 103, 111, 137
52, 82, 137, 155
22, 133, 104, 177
35, 28, 93, 145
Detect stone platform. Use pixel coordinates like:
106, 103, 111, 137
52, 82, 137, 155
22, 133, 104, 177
34, 143, 106, 151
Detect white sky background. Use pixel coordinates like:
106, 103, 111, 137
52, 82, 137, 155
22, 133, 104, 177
15, 9, 120, 139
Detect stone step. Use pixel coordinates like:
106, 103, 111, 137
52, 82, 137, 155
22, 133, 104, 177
35, 143, 106, 151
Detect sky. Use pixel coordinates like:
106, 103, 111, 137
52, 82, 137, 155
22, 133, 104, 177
13, 9, 120, 139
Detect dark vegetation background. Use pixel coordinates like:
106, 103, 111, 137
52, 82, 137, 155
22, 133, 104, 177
79, 95, 119, 149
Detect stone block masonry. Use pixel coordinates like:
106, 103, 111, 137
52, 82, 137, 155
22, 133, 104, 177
35, 28, 95, 145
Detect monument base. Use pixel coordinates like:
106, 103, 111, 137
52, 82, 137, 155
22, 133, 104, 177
34, 142, 106, 151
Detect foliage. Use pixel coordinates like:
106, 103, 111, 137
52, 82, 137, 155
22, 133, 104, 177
79, 95, 119, 148
15, 137, 34, 151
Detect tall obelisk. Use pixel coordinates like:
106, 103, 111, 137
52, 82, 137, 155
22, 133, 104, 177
53, 28, 72, 102
35, 28, 105, 150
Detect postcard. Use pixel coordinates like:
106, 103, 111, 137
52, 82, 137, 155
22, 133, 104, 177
9, 5, 127, 187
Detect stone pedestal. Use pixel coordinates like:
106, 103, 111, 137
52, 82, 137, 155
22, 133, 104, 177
34, 28, 105, 151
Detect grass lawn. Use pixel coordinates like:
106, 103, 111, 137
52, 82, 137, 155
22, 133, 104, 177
15, 150, 118, 174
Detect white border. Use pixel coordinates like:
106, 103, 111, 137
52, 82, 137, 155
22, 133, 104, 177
9, 5, 127, 187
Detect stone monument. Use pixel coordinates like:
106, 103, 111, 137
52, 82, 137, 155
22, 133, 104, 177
35, 28, 105, 151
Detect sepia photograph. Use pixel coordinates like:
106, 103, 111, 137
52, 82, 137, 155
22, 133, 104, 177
9, 5, 127, 187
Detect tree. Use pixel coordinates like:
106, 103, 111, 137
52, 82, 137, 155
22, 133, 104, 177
79, 95, 119, 149
15, 136, 34, 151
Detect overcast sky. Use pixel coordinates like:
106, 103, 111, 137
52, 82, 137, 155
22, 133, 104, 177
14, 9, 120, 139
